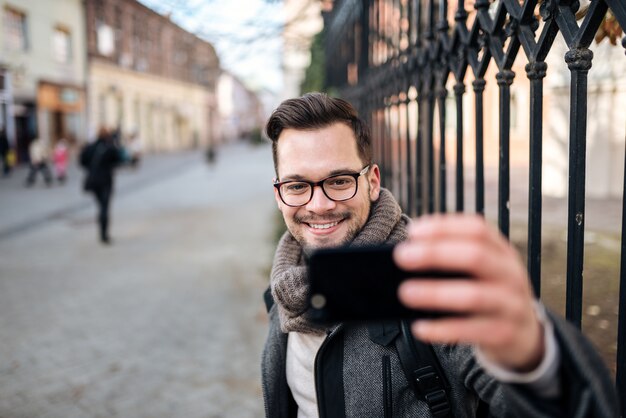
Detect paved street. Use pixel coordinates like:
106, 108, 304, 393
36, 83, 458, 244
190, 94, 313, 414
0, 142, 277, 418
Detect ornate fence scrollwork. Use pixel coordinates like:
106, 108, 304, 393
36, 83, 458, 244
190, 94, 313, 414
323, 0, 626, 408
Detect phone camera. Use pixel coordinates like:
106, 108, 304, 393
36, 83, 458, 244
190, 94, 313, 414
310, 294, 326, 309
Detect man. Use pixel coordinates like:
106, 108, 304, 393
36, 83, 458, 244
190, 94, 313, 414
0, 126, 11, 177
262, 92, 619, 417
80, 127, 122, 244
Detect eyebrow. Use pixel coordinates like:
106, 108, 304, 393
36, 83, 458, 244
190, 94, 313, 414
280, 167, 360, 182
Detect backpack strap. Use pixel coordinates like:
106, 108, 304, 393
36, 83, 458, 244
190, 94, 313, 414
264, 286, 274, 313
395, 320, 453, 418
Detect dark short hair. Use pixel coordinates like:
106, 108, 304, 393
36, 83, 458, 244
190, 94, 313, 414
265, 92, 372, 177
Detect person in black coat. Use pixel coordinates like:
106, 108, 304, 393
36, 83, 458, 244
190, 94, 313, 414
80, 127, 122, 244
0, 127, 11, 177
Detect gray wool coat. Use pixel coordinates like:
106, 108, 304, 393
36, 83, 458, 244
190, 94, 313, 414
261, 299, 619, 418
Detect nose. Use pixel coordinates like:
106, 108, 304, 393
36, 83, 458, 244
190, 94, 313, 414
305, 185, 336, 213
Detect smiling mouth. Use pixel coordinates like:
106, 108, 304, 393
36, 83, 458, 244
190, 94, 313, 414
307, 220, 341, 230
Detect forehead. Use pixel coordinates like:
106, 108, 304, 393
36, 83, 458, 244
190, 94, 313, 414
276, 123, 362, 179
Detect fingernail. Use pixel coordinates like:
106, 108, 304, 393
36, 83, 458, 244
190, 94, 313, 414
410, 220, 435, 236
412, 320, 427, 337
393, 242, 410, 261
397, 280, 413, 299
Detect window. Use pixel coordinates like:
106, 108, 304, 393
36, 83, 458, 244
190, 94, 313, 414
53, 26, 72, 63
97, 23, 115, 56
4, 7, 28, 51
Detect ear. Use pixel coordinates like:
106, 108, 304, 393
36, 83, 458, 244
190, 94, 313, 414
368, 164, 381, 201
273, 184, 284, 211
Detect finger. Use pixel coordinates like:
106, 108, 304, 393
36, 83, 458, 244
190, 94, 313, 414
393, 240, 527, 287
397, 279, 513, 315
407, 214, 514, 257
410, 316, 517, 348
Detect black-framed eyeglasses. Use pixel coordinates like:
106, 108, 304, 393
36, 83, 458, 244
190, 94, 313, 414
273, 165, 370, 207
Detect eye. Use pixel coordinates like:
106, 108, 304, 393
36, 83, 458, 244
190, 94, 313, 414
283, 182, 309, 194
326, 176, 354, 189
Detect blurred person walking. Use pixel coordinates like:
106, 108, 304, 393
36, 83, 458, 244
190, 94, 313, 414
25, 137, 53, 187
0, 126, 10, 177
80, 128, 122, 244
53, 139, 69, 184
127, 131, 142, 168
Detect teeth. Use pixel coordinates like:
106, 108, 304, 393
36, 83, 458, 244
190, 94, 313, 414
309, 221, 340, 230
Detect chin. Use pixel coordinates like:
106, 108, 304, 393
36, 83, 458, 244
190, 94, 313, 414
303, 228, 358, 249
305, 236, 343, 249
290, 229, 345, 250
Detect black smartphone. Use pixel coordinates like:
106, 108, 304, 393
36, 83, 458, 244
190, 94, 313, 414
307, 244, 466, 323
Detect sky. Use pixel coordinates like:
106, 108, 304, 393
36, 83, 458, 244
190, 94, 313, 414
138, 0, 285, 93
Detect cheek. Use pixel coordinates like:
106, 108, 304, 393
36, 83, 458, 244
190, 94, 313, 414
280, 206, 298, 221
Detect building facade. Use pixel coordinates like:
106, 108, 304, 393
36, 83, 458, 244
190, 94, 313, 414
84, 0, 220, 151
217, 72, 264, 143
0, 0, 87, 161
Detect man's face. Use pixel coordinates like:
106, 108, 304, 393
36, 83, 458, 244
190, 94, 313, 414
274, 122, 381, 249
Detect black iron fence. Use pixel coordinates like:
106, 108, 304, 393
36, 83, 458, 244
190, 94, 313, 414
323, 0, 626, 410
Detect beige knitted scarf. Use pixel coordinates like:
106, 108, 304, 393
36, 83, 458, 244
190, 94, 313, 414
270, 188, 411, 335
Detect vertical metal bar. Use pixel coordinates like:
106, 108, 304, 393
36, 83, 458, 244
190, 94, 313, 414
453, 0, 467, 214
496, 70, 514, 239
378, 98, 383, 185
394, 0, 401, 52
416, 86, 425, 215
564, 48, 593, 328
427, 83, 436, 213
405, 91, 414, 215
438, 86, 448, 213
414, 0, 422, 44
455, 0, 467, 22
401, 99, 405, 210
384, 97, 393, 189
526, 62, 547, 297
427, 0, 435, 40
375, 0, 380, 65
473, 79, 486, 215
379, 0, 384, 64
413, 0, 423, 215
438, 0, 448, 27
617, 124, 626, 409
454, 82, 465, 213
396, 94, 404, 205
379, 104, 386, 183
389, 94, 396, 195
616, 37, 626, 411
436, 0, 449, 214
371, 96, 376, 168
408, 0, 414, 46
359, 0, 370, 83
425, 0, 436, 213
388, 96, 394, 188
386, 0, 391, 61
395, 95, 402, 199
